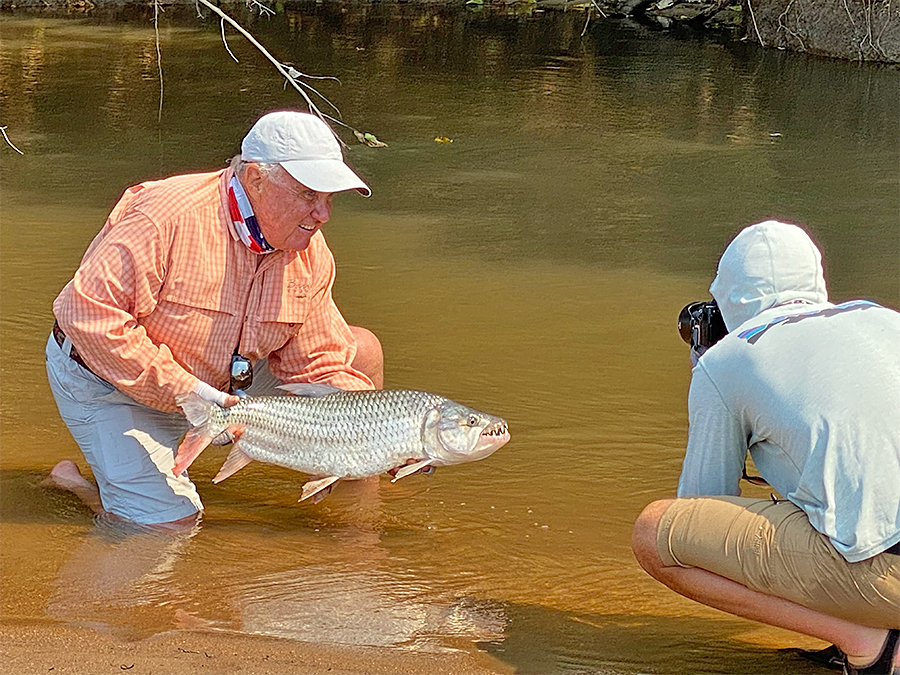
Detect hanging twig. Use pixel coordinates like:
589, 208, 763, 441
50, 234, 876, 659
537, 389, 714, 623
745, 0, 765, 47
588, 0, 607, 18
776, 0, 805, 51
220, 18, 240, 63
154, 0, 164, 123
245, 0, 275, 17
841, 0, 857, 26
284, 68, 342, 118
1, 126, 24, 154
580, 0, 607, 38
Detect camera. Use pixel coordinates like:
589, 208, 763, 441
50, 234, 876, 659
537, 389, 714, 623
678, 300, 727, 353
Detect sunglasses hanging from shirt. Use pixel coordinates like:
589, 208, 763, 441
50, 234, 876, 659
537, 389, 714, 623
230, 352, 253, 394
228, 322, 253, 394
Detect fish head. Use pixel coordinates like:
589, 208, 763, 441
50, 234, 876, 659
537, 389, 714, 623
423, 401, 510, 465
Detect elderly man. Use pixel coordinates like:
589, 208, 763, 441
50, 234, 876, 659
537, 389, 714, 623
632, 221, 900, 674
45, 110, 383, 526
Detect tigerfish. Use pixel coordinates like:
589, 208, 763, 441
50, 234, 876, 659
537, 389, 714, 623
172, 383, 510, 502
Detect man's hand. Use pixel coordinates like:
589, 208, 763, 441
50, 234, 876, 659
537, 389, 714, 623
198, 387, 240, 445
193, 381, 241, 408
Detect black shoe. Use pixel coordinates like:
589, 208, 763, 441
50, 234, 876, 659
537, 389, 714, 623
843, 629, 900, 675
790, 644, 845, 670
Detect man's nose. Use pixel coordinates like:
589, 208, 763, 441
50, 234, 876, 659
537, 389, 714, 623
312, 195, 332, 223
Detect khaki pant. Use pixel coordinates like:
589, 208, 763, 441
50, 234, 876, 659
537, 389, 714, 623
657, 496, 900, 628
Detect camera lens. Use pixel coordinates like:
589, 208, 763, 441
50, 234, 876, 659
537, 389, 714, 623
678, 303, 699, 344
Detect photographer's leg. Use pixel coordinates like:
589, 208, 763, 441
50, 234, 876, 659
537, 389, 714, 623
632, 499, 899, 668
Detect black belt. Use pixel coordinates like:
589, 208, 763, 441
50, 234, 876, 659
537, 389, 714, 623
52, 321, 96, 376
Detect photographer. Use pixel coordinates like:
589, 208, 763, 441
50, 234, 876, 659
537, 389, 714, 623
632, 220, 900, 674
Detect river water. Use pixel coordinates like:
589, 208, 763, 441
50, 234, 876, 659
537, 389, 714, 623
1, 5, 898, 674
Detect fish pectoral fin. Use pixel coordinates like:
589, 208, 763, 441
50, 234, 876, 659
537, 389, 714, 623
172, 427, 214, 476
212, 446, 254, 483
277, 383, 341, 398
299, 475, 342, 503
390, 459, 435, 482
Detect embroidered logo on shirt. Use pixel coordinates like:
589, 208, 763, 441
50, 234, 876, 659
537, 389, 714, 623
287, 279, 310, 298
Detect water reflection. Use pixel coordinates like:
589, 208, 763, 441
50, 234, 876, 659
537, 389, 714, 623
44, 473, 508, 649
236, 567, 506, 649
48, 516, 202, 640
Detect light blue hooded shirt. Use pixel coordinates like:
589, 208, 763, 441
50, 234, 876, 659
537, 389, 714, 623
677, 220, 900, 562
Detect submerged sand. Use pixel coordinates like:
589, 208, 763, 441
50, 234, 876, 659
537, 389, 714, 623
0, 620, 513, 675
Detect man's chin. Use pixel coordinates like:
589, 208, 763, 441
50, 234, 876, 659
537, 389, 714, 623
284, 234, 314, 252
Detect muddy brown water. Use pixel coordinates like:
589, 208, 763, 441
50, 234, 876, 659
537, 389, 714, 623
1, 5, 898, 674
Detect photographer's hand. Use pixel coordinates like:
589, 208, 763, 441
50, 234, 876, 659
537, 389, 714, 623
690, 346, 706, 367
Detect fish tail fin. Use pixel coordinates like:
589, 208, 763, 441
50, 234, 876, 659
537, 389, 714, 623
172, 392, 226, 476
213, 444, 254, 483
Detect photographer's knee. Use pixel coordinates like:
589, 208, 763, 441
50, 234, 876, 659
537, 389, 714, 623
632, 499, 674, 577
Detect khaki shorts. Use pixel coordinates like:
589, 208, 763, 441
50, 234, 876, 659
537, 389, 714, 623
657, 496, 900, 629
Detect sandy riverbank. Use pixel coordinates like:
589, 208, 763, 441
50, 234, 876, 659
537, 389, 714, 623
0, 619, 513, 675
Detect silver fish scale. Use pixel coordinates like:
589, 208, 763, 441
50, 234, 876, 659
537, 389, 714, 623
216, 390, 447, 478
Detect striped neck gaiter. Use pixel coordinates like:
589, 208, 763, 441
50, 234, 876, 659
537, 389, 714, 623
228, 176, 275, 254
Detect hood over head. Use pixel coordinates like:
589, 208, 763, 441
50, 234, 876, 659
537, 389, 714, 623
710, 220, 828, 331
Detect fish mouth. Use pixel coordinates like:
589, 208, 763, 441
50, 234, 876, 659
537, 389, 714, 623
481, 421, 509, 439
477, 421, 510, 452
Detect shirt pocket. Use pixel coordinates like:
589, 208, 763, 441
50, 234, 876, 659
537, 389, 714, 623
255, 293, 310, 355
159, 279, 239, 316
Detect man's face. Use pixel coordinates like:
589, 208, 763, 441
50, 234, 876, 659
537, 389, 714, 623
243, 164, 334, 252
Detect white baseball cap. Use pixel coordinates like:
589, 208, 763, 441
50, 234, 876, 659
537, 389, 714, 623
241, 111, 371, 197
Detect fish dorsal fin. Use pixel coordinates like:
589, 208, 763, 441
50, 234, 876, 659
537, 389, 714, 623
212, 446, 254, 483
299, 475, 342, 502
390, 459, 435, 482
277, 383, 342, 398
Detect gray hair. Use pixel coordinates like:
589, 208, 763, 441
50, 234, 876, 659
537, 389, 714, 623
230, 153, 284, 181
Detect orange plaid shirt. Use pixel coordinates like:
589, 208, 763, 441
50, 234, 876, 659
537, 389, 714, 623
53, 168, 373, 413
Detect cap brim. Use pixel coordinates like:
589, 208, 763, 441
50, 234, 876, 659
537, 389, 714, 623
280, 159, 372, 197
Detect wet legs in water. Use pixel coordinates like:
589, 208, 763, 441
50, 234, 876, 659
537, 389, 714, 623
44, 460, 199, 529
44, 460, 105, 516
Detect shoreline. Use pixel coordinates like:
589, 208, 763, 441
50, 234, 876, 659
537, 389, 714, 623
0, 618, 513, 675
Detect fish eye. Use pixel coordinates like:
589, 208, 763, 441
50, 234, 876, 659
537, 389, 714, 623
467, 414, 480, 426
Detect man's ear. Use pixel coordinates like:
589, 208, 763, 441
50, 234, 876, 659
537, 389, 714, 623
241, 162, 264, 194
